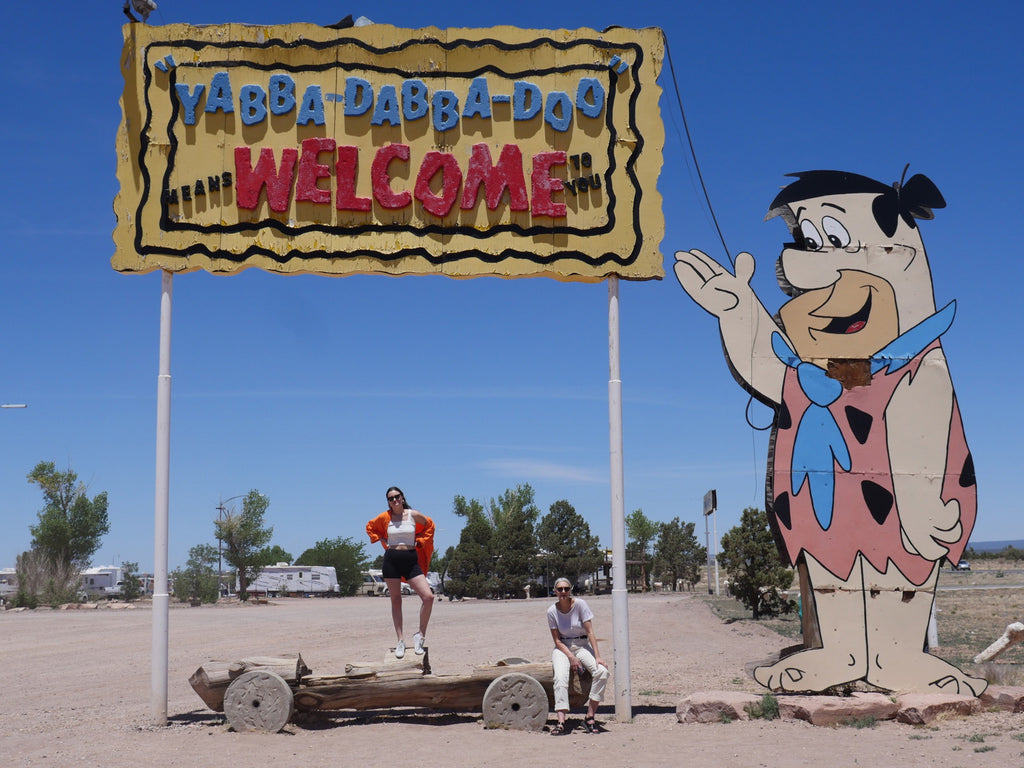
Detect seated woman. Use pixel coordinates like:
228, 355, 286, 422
546, 577, 609, 734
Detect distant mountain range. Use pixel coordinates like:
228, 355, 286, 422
966, 540, 1024, 552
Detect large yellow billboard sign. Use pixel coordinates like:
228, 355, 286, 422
113, 23, 665, 281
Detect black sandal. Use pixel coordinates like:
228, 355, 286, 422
551, 722, 566, 736
583, 717, 597, 733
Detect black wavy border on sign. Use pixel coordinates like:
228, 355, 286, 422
159, 59, 620, 239
134, 34, 650, 269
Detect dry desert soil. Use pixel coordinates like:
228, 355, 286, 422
5, 591, 1024, 767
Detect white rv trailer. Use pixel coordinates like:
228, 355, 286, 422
246, 564, 340, 597
360, 570, 386, 596
0, 568, 17, 602
81, 565, 124, 597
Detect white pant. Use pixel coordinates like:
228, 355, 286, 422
551, 645, 609, 712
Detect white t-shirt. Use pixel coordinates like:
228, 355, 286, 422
547, 598, 594, 640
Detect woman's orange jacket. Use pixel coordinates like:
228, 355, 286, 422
365, 511, 434, 578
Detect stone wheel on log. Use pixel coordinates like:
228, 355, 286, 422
223, 670, 295, 733
481, 672, 548, 731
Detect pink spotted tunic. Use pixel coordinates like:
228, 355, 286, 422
768, 340, 976, 587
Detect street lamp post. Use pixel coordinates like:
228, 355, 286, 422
703, 489, 718, 596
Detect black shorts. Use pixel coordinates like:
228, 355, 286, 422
382, 548, 423, 580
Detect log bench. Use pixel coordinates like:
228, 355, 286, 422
189, 650, 590, 733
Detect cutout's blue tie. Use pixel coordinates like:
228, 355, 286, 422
770, 301, 954, 530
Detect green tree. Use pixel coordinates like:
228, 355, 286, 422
258, 545, 293, 566
536, 499, 603, 589
120, 561, 143, 601
171, 543, 219, 603
488, 484, 539, 597
718, 507, 795, 619
653, 518, 706, 591
214, 490, 273, 601
295, 537, 368, 596
626, 508, 658, 591
446, 495, 494, 598
28, 461, 110, 570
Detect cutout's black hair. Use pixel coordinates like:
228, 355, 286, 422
767, 169, 945, 237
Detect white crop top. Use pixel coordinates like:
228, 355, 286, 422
387, 513, 416, 547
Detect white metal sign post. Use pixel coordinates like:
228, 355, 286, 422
608, 276, 631, 722
151, 270, 173, 725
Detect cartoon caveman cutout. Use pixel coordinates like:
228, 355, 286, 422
675, 170, 986, 695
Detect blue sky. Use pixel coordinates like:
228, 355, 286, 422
1, 1, 1021, 572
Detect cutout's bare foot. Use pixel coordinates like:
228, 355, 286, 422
753, 649, 862, 692
928, 673, 987, 697
868, 653, 988, 696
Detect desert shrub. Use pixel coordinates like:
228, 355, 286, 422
745, 694, 780, 720
15, 549, 79, 606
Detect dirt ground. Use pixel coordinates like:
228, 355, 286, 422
4, 592, 1024, 767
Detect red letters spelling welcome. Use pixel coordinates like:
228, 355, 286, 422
233, 140, 568, 218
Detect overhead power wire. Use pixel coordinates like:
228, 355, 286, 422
664, 37, 732, 265
665, 36, 767, 504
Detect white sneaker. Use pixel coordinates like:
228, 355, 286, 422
395, 639, 405, 659
413, 632, 425, 655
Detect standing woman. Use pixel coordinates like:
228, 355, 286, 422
547, 577, 609, 734
366, 486, 435, 658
